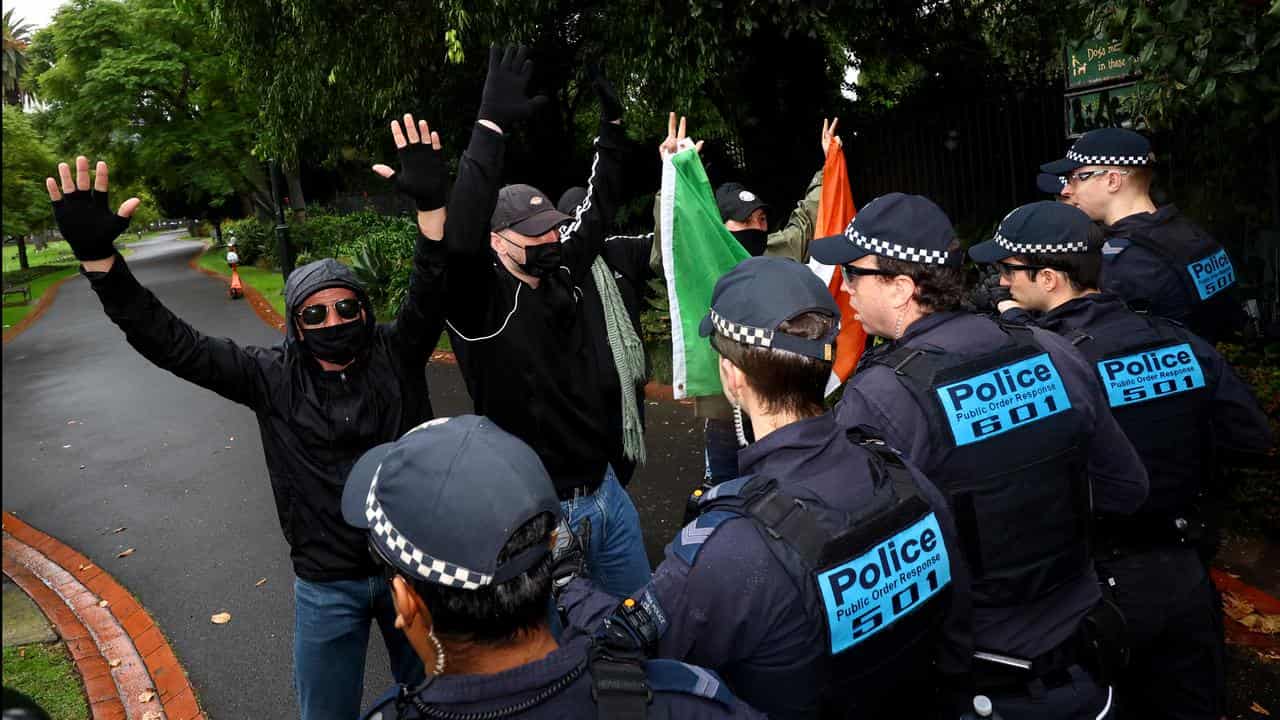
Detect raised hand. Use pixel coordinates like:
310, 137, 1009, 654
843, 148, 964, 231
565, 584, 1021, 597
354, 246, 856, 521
822, 117, 842, 157
587, 63, 623, 123
550, 516, 591, 593
45, 156, 140, 262
658, 112, 704, 160
477, 45, 548, 129
372, 114, 447, 211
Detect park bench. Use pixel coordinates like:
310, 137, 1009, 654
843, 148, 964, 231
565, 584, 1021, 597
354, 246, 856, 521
3, 283, 32, 305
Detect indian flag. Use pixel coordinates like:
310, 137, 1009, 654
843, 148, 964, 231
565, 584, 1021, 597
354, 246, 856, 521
808, 144, 867, 396
660, 146, 749, 400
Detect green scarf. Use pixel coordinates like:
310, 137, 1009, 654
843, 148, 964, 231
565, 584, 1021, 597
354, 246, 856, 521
591, 256, 646, 464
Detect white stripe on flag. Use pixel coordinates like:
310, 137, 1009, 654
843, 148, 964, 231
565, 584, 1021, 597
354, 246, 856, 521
660, 151, 689, 399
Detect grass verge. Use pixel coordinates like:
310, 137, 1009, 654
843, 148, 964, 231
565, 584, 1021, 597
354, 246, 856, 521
2, 644, 89, 720
2, 265, 80, 330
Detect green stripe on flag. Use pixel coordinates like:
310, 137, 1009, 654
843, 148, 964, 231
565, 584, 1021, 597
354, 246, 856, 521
659, 148, 749, 399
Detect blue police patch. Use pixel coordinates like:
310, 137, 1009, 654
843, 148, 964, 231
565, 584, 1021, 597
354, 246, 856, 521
934, 353, 1072, 446
1186, 248, 1235, 300
816, 512, 951, 654
1097, 343, 1206, 408
671, 511, 736, 566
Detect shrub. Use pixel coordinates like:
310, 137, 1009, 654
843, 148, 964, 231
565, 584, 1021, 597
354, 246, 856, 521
222, 217, 273, 267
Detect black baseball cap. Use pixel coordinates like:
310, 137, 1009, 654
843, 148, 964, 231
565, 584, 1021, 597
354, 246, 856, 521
556, 186, 587, 217
714, 182, 770, 223
491, 184, 573, 236
810, 193, 961, 268
968, 201, 1094, 264
342, 415, 561, 589
1040, 128, 1154, 175
1037, 173, 1067, 196
699, 256, 839, 361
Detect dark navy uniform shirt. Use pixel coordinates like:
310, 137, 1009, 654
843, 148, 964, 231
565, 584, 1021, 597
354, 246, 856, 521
361, 633, 764, 719
564, 412, 973, 718
834, 311, 1149, 659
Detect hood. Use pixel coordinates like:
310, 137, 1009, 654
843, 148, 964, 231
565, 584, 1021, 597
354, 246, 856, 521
1105, 204, 1180, 237
283, 258, 376, 347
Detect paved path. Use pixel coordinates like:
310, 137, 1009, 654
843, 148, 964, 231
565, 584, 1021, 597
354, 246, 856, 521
1, 234, 706, 718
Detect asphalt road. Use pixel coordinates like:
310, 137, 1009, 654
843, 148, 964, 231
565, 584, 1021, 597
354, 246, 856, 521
1, 234, 707, 718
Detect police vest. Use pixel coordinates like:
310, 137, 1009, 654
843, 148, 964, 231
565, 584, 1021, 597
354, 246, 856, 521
1118, 221, 1236, 305
869, 326, 1092, 609
1067, 316, 1214, 525
686, 431, 954, 718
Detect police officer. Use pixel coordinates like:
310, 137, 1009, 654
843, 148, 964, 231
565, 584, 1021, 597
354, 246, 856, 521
1038, 173, 1067, 200
1040, 128, 1244, 343
968, 201, 1274, 719
341, 415, 765, 719
811, 193, 1150, 719
561, 257, 973, 719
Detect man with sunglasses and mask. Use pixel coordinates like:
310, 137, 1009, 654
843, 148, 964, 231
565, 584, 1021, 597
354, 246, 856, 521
969, 201, 1272, 720
440, 47, 650, 599
810, 193, 1149, 718
45, 113, 450, 719
1040, 128, 1244, 344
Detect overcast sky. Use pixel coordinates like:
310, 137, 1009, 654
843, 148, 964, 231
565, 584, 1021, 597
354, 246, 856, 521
7, 0, 67, 31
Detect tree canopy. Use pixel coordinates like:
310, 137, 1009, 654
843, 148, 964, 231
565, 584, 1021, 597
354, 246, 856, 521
3, 105, 55, 239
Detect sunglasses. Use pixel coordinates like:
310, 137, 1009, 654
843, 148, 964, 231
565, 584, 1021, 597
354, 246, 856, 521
840, 264, 898, 285
296, 298, 362, 327
995, 261, 1050, 278
1066, 168, 1129, 184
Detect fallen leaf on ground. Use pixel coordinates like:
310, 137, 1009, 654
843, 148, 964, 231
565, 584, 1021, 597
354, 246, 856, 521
142, 712, 162, 720
211, 612, 232, 624
1224, 592, 1255, 621
78, 563, 92, 571
67, 420, 79, 425
108, 658, 121, 668
1252, 702, 1271, 716
19, 649, 26, 658
98, 599, 109, 607
1240, 612, 1280, 634
62, 444, 71, 449
255, 577, 267, 587
116, 548, 135, 558
138, 690, 156, 703
111, 527, 126, 534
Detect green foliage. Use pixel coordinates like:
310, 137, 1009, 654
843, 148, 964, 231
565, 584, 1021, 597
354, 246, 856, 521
2, 644, 89, 720
222, 217, 274, 267
3, 7, 35, 105
29, 0, 266, 218
1216, 342, 1280, 536
2, 105, 54, 239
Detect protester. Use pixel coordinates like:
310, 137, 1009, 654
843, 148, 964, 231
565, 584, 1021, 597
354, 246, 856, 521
812, 193, 1149, 718
559, 256, 974, 719
650, 116, 837, 487
343, 415, 765, 719
439, 46, 649, 598
44, 113, 450, 719
1041, 128, 1244, 343
555, 185, 653, 487
970, 201, 1274, 719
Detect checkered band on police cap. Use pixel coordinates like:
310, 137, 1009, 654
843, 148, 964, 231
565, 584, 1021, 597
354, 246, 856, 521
709, 308, 774, 349
1065, 149, 1152, 166
845, 227, 955, 265
993, 231, 1090, 255
365, 464, 493, 589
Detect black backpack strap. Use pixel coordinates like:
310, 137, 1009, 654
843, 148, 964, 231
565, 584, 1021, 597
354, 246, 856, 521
591, 606, 654, 720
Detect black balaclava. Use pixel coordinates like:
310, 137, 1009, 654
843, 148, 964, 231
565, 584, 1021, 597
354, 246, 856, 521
731, 229, 769, 257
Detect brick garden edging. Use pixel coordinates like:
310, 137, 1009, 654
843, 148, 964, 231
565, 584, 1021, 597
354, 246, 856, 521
2, 512, 202, 720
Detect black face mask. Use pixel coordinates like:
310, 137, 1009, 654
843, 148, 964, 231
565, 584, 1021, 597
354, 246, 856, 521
731, 229, 768, 257
303, 320, 368, 365
504, 235, 563, 278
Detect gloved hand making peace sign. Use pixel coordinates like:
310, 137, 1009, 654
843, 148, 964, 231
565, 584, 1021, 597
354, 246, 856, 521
46, 156, 141, 263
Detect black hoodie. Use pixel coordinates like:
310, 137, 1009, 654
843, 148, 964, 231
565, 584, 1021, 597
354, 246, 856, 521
86, 240, 447, 581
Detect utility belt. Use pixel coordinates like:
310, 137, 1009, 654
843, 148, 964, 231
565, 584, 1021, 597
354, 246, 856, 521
951, 598, 1128, 696
1094, 507, 1205, 556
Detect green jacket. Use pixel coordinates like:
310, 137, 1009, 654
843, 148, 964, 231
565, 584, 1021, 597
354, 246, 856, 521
649, 168, 823, 419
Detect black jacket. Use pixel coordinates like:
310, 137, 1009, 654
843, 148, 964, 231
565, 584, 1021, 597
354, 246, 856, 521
86, 240, 447, 581
442, 122, 628, 498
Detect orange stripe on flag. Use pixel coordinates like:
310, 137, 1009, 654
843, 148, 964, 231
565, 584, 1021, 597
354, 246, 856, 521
814, 145, 866, 387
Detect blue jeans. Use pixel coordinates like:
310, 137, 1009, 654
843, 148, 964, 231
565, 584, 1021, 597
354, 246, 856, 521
703, 418, 741, 484
293, 576, 424, 720
560, 466, 651, 598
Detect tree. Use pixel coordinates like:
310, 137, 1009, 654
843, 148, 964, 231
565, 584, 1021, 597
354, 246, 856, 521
29, 0, 270, 224
2, 7, 34, 106
3, 105, 55, 270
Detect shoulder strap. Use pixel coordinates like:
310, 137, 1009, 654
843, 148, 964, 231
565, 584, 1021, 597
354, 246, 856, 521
591, 621, 653, 720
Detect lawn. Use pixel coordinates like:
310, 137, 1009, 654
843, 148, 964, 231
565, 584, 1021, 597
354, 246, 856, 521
2, 266, 81, 330
195, 247, 287, 318
2, 240, 78, 272
2, 644, 89, 720
3, 241, 136, 332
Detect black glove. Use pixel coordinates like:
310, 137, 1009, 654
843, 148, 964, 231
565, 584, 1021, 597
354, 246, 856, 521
967, 266, 1011, 313
477, 45, 547, 127
588, 63, 623, 123
51, 189, 130, 262
387, 141, 447, 211
551, 516, 590, 592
